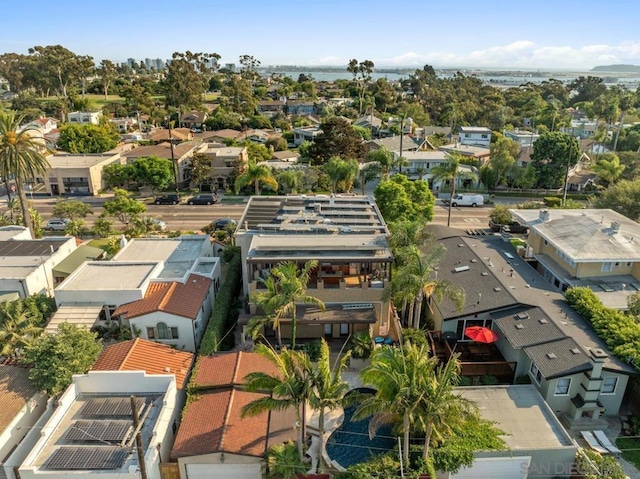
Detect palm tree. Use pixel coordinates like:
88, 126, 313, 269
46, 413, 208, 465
359, 163, 379, 194
593, 153, 625, 187
6, 197, 20, 223
354, 343, 434, 463
0, 111, 51, 237
389, 244, 465, 329
265, 441, 307, 479
277, 170, 304, 194
416, 355, 476, 461
431, 153, 478, 227
0, 301, 44, 357
248, 275, 286, 347
242, 343, 313, 455
365, 148, 395, 181
234, 162, 278, 195
324, 156, 359, 194
308, 339, 350, 473
270, 260, 324, 349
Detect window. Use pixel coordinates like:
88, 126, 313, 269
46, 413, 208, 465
601, 377, 618, 394
601, 262, 613, 272
464, 133, 470, 138
530, 362, 543, 384
456, 318, 493, 341
555, 378, 571, 395
152, 322, 179, 340
481, 134, 488, 139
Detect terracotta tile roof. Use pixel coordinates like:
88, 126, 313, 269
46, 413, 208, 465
92, 338, 195, 389
171, 389, 269, 458
114, 274, 211, 320
193, 352, 279, 388
0, 363, 41, 433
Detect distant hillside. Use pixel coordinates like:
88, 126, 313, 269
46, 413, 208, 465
591, 64, 640, 73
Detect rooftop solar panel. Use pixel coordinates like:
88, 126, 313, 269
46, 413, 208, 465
44, 446, 128, 470
64, 420, 132, 443
78, 397, 145, 417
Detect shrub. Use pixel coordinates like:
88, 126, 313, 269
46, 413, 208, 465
515, 374, 532, 384
480, 375, 499, 385
489, 205, 512, 224
348, 330, 372, 359
402, 328, 428, 348
543, 196, 562, 207
566, 287, 640, 370
199, 252, 243, 355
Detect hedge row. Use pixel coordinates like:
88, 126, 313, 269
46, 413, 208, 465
565, 287, 640, 370
199, 252, 243, 356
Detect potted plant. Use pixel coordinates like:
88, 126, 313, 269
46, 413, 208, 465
348, 331, 373, 369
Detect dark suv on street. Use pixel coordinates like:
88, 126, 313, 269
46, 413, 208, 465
154, 194, 180, 205
187, 194, 218, 205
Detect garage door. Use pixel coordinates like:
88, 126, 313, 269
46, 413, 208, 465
451, 456, 530, 479
186, 463, 261, 479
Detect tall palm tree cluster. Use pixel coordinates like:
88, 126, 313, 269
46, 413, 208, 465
387, 220, 465, 330
0, 299, 46, 357
247, 260, 324, 349
0, 111, 51, 237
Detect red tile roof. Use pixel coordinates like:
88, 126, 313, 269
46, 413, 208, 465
114, 274, 211, 320
92, 338, 195, 389
0, 363, 41, 433
170, 351, 294, 459
193, 351, 279, 388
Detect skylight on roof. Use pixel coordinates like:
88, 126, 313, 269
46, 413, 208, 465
547, 353, 557, 359
454, 266, 470, 273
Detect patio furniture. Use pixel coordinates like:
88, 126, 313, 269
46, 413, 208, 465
468, 343, 492, 360
593, 430, 622, 454
580, 431, 609, 454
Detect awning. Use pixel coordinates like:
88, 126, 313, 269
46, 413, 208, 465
52, 245, 105, 277
0, 291, 20, 303
45, 304, 104, 333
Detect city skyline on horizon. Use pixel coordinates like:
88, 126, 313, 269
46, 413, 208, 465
2, 0, 640, 70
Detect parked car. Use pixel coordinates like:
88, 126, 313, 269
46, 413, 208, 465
213, 218, 238, 230
45, 218, 69, 231
488, 219, 529, 234
154, 194, 180, 205
187, 194, 218, 205
449, 194, 484, 207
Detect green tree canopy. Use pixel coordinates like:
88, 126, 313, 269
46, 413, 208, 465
530, 131, 579, 189
308, 117, 366, 164
57, 123, 119, 153
52, 199, 92, 221
102, 188, 146, 225
22, 323, 102, 396
324, 156, 359, 193
374, 175, 435, 224
592, 152, 625, 186
595, 179, 640, 221
130, 156, 174, 192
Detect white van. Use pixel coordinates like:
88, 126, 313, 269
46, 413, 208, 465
450, 194, 484, 207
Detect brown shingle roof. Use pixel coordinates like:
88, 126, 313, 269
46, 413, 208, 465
92, 338, 195, 389
149, 128, 192, 142
207, 129, 243, 140
0, 363, 40, 433
123, 142, 202, 160
114, 274, 211, 320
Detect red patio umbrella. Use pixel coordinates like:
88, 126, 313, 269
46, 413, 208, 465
464, 326, 498, 343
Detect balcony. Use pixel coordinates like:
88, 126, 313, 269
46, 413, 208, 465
427, 331, 516, 383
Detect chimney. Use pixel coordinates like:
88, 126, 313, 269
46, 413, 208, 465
539, 210, 550, 222
610, 222, 620, 234
589, 348, 608, 379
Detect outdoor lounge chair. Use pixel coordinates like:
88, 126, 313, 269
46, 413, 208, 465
593, 430, 622, 454
580, 431, 609, 454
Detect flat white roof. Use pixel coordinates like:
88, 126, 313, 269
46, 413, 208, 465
459, 385, 574, 449
511, 209, 640, 262
58, 262, 159, 291
47, 153, 120, 168
402, 151, 448, 161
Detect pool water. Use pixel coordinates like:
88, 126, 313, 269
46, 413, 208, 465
325, 388, 396, 468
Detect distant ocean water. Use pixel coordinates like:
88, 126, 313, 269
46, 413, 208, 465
262, 70, 640, 87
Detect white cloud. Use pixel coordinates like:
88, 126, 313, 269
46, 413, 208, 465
376, 40, 640, 69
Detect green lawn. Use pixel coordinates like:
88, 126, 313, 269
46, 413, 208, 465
87, 237, 113, 253
616, 437, 640, 469
509, 238, 527, 248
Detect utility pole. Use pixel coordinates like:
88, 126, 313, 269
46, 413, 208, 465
167, 117, 179, 194
130, 396, 148, 479
562, 144, 573, 207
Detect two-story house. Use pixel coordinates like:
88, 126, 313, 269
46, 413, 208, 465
510, 209, 640, 309
257, 100, 285, 117
426, 225, 637, 427
53, 236, 220, 352
200, 144, 248, 189
459, 126, 492, 147
293, 126, 322, 146
44, 152, 124, 196
180, 111, 208, 129
67, 111, 102, 125
286, 100, 316, 116
503, 129, 540, 148
235, 195, 398, 344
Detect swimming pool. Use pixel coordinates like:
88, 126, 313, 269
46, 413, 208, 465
325, 388, 396, 469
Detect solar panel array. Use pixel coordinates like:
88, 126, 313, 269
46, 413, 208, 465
79, 397, 145, 417
64, 420, 132, 443
44, 446, 128, 470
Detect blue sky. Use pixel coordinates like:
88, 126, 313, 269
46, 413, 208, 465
2, 0, 640, 69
